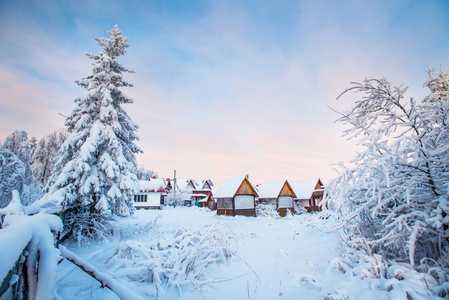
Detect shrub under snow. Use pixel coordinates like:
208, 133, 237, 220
255, 203, 280, 218
104, 221, 235, 299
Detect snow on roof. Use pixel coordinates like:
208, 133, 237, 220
257, 180, 287, 199
214, 175, 254, 198
174, 178, 195, 191
211, 185, 220, 195
193, 193, 208, 198
289, 179, 320, 199
191, 179, 212, 190
137, 179, 166, 192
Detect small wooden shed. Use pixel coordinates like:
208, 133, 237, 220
214, 175, 258, 217
257, 180, 296, 217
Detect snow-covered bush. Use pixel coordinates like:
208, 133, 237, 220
324, 64, 449, 295
104, 222, 235, 299
164, 189, 192, 207
62, 208, 116, 245
45, 25, 142, 238
256, 203, 280, 218
293, 201, 307, 215
324, 249, 449, 299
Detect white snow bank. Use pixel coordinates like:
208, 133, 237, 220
54, 208, 444, 299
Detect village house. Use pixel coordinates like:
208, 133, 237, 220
289, 178, 325, 212
214, 175, 258, 217
133, 178, 167, 210
257, 179, 296, 217
191, 179, 216, 210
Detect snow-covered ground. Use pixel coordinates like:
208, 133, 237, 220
55, 207, 391, 299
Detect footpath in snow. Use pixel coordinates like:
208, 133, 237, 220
56, 207, 391, 299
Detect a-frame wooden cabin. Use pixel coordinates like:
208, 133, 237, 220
214, 175, 258, 217
257, 180, 296, 217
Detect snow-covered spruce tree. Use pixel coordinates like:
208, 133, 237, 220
45, 25, 142, 237
324, 66, 449, 274
2, 131, 42, 206
31, 128, 68, 187
0, 148, 27, 208
2, 130, 34, 186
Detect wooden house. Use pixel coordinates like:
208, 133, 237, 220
289, 178, 325, 212
193, 192, 216, 210
257, 180, 296, 217
191, 179, 216, 210
133, 179, 167, 209
214, 175, 258, 217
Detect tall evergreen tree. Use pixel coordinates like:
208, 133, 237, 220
31, 128, 68, 187
2, 130, 42, 206
46, 25, 142, 222
0, 148, 27, 208
2, 130, 34, 186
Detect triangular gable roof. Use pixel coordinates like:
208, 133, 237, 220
137, 179, 166, 193
214, 175, 258, 198
168, 179, 179, 191
289, 178, 322, 199
257, 180, 296, 199
191, 179, 213, 190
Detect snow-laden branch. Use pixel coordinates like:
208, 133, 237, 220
59, 245, 145, 300
0, 197, 62, 299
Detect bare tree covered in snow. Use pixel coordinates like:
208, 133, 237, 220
133, 165, 158, 180
45, 25, 142, 237
325, 65, 449, 279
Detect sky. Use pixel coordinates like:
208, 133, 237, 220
1, 0, 448, 186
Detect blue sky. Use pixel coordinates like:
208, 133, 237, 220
1, 0, 448, 185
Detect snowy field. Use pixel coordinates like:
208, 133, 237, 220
56, 207, 392, 300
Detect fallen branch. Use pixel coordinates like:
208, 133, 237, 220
59, 245, 145, 300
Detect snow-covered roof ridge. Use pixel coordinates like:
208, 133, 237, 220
191, 179, 213, 190
174, 178, 195, 191
214, 175, 257, 198
257, 179, 288, 199
289, 178, 322, 199
137, 179, 166, 192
